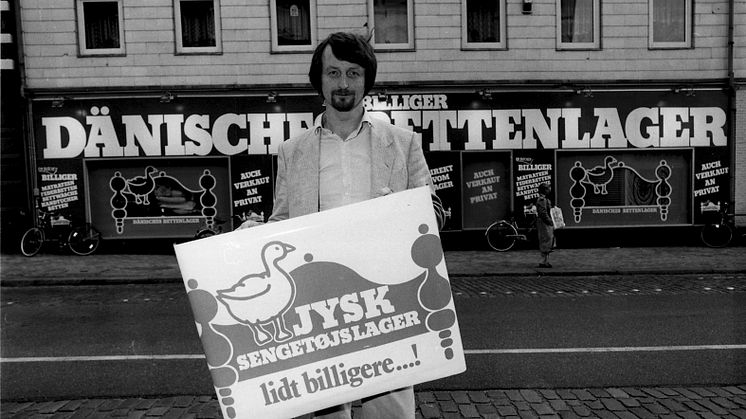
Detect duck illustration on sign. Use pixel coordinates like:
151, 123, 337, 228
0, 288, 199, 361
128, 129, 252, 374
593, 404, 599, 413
580, 156, 618, 195
124, 166, 158, 204
216, 241, 297, 346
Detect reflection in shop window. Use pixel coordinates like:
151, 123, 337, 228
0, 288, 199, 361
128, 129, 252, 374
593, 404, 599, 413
76, 0, 125, 56
649, 0, 691, 49
175, 0, 222, 54
368, 0, 414, 50
556, 0, 600, 50
271, 0, 316, 52
462, 0, 506, 50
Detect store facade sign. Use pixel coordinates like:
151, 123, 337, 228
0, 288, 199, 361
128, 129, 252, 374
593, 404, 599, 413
174, 187, 465, 419
35, 92, 728, 160
29, 90, 731, 233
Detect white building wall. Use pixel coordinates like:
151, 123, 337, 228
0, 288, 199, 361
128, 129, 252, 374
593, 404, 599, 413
19, 0, 742, 90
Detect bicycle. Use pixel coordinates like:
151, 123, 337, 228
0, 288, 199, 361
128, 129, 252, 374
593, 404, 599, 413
485, 205, 538, 252
193, 211, 264, 239
699, 201, 744, 248
20, 202, 101, 257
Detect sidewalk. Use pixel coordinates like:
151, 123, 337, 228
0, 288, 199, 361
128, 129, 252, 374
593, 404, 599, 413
2, 386, 746, 418
2, 246, 745, 418
2, 246, 746, 286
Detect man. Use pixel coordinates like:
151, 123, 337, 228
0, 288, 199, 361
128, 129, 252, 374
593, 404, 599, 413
268, 32, 444, 227
267, 32, 445, 418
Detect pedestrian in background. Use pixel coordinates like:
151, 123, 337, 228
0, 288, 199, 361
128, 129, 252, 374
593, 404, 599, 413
536, 183, 554, 268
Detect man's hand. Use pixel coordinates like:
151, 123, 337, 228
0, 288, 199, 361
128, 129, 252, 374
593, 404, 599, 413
375, 187, 393, 197
236, 211, 265, 230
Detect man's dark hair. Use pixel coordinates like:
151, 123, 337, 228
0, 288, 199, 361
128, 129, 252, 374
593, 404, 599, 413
538, 183, 551, 195
309, 32, 377, 96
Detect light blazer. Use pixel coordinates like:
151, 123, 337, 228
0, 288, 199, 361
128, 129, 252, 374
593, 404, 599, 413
268, 116, 444, 225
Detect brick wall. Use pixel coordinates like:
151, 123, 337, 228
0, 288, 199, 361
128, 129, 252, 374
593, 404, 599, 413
18, 0, 742, 89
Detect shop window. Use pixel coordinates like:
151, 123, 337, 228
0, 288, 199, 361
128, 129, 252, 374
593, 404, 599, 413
462, 0, 506, 50
270, 0, 316, 52
175, 0, 222, 54
649, 0, 691, 49
367, 0, 414, 51
76, 0, 125, 56
556, 0, 600, 50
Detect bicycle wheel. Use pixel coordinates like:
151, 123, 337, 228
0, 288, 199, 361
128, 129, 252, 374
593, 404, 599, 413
20, 227, 44, 257
485, 221, 518, 252
68, 224, 101, 255
700, 223, 732, 248
194, 229, 216, 240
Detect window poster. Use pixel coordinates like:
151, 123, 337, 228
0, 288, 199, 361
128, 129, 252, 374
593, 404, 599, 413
87, 157, 231, 239
34, 159, 85, 221
556, 150, 692, 227
230, 155, 275, 225
425, 152, 462, 231
693, 148, 730, 223
460, 152, 510, 229
512, 151, 554, 221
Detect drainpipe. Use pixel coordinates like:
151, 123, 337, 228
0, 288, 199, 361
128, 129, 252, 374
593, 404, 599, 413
726, 0, 736, 211
13, 0, 37, 220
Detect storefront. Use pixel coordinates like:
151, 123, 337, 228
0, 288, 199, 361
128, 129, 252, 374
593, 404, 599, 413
29, 88, 731, 239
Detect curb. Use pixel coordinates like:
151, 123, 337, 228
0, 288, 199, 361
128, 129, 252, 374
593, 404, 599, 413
3, 268, 746, 287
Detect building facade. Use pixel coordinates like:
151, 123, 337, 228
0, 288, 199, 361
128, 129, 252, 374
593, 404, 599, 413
7, 0, 746, 242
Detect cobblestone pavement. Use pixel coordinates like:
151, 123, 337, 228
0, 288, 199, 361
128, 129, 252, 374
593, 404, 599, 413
451, 273, 746, 298
2, 246, 746, 286
2, 273, 745, 311
3, 386, 746, 418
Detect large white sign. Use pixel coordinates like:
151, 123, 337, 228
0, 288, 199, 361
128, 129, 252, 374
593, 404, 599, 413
174, 187, 466, 419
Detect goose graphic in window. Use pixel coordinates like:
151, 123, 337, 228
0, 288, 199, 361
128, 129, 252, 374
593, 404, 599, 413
124, 166, 158, 204
580, 156, 618, 195
216, 241, 297, 346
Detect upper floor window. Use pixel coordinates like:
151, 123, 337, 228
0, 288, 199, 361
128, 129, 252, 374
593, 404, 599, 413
175, 0, 222, 54
649, 0, 691, 49
462, 0, 507, 50
76, 0, 125, 56
368, 0, 414, 50
270, 0, 316, 52
556, 0, 600, 50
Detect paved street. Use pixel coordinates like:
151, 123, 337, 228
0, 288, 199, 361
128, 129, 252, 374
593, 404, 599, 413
1, 246, 745, 418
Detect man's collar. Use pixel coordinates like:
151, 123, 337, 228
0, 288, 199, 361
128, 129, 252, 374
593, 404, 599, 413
313, 109, 373, 134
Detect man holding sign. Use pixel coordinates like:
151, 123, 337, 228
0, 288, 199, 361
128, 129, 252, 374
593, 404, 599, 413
265, 32, 445, 418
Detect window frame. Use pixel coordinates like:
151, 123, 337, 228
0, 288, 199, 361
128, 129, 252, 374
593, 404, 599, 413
461, 0, 507, 50
174, 0, 222, 55
75, 0, 126, 56
648, 0, 692, 49
367, 0, 415, 51
555, 0, 601, 50
269, 0, 317, 53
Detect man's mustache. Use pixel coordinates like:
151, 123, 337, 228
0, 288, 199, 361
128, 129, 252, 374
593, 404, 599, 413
332, 90, 354, 96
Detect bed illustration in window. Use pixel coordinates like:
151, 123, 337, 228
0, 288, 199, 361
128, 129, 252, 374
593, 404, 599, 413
568, 155, 672, 223
108, 166, 217, 234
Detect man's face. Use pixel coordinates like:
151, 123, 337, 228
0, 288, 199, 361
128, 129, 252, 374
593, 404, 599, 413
320, 45, 366, 113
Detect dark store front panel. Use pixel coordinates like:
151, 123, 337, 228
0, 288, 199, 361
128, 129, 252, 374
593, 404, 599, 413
460, 152, 511, 229
87, 158, 231, 239
425, 152, 462, 231
556, 149, 692, 228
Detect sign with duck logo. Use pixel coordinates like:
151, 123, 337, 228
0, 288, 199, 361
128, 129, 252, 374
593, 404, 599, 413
174, 186, 465, 419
